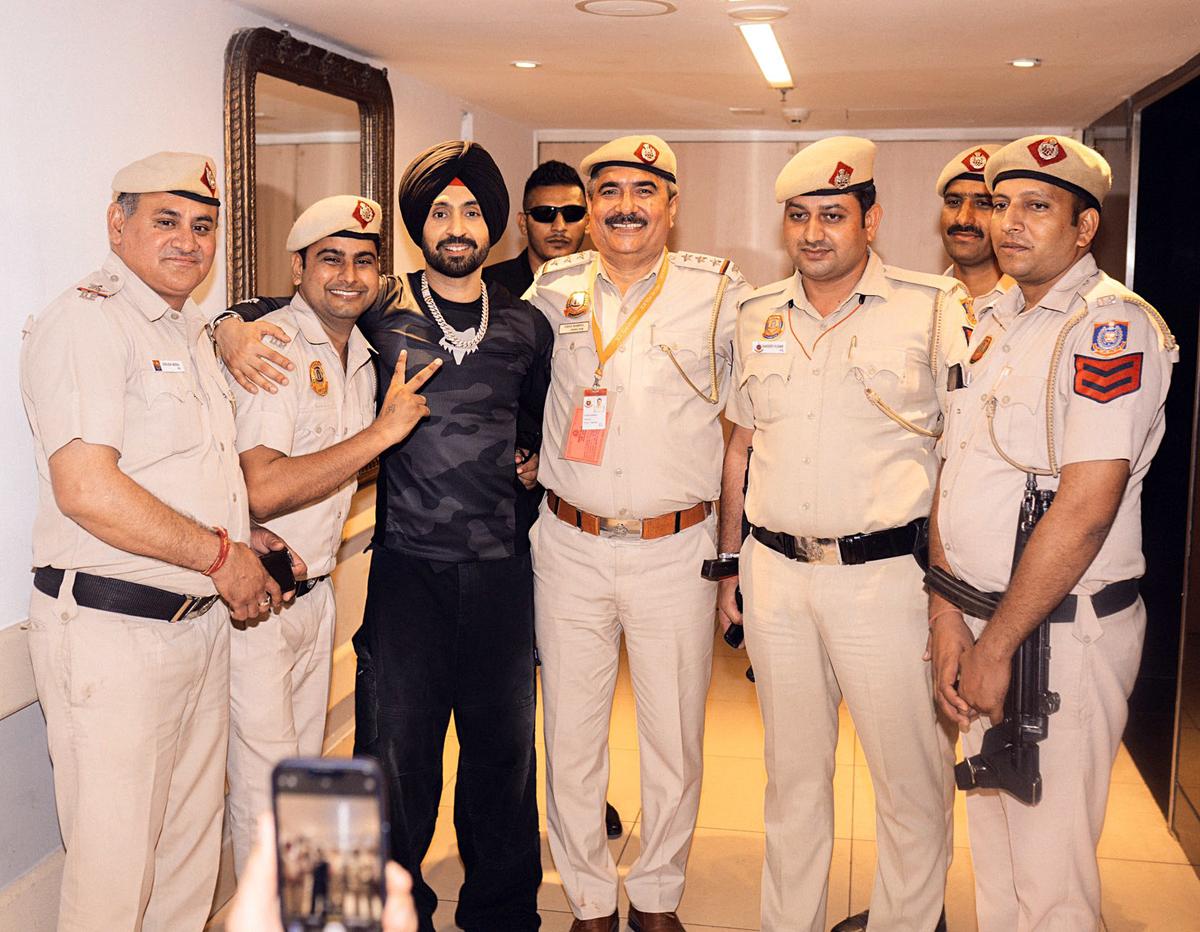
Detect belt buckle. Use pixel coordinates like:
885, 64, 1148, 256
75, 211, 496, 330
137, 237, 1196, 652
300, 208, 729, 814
796, 536, 842, 566
599, 516, 643, 539
172, 594, 218, 623
169, 596, 197, 623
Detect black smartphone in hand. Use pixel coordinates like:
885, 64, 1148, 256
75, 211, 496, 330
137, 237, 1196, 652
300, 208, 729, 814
261, 548, 296, 593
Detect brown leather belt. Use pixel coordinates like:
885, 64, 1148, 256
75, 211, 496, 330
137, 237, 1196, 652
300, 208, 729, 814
546, 491, 712, 540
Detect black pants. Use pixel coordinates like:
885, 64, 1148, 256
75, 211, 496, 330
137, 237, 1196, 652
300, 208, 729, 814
353, 547, 542, 931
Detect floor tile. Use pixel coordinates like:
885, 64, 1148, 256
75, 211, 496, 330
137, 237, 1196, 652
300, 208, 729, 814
1098, 779, 1191, 864
696, 755, 767, 832
1099, 857, 1200, 930
702, 701, 766, 760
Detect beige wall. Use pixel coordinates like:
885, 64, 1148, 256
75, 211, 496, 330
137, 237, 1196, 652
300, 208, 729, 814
541, 137, 1011, 288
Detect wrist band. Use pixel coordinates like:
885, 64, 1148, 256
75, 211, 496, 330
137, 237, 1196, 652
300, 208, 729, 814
927, 606, 964, 629
203, 527, 230, 577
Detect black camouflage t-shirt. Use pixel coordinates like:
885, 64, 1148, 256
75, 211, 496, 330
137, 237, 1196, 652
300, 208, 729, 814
237, 272, 552, 562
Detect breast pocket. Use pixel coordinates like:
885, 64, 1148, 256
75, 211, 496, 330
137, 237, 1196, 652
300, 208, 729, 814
139, 372, 204, 455
296, 402, 339, 451
993, 374, 1047, 463
645, 328, 714, 397
841, 348, 915, 419
738, 353, 792, 423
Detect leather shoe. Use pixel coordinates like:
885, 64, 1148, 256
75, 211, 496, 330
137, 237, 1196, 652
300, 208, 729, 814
830, 908, 947, 931
628, 904, 685, 931
570, 912, 618, 932
605, 801, 623, 839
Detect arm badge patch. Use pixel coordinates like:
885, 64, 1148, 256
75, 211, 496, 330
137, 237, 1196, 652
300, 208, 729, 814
1073, 352, 1143, 404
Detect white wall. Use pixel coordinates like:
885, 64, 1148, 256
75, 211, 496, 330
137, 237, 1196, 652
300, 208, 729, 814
0, 0, 534, 907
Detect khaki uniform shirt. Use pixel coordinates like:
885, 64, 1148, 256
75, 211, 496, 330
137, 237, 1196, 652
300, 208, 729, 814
20, 252, 248, 595
938, 253, 1177, 593
727, 251, 970, 538
229, 294, 376, 577
526, 249, 753, 518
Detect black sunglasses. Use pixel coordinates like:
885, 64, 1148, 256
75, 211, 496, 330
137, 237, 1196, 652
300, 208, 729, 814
524, 204, 587, 224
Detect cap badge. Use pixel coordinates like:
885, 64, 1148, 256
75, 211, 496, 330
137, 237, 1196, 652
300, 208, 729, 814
309, 360, 329, 397
563, 291, 590, 318
1029, 137, 1067, 168
963, 149, 989, 172
829, 162, 854, 189
1091, 320, 1129, 357
353, 199, 376, 229
762, 313, 784, 339
635, 142, 660, 165
200, 162, 218, 197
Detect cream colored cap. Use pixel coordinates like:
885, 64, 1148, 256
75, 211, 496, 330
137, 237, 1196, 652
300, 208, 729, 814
775, 136, 876, 203
935, 145, 998, 196
286, 195, 383, 253
580, 134, 677, 184
112, 151, 220, 206
985, 135, 1112, 210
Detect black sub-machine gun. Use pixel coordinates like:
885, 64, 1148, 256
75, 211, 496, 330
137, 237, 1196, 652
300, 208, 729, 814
927, 473, 1061, 805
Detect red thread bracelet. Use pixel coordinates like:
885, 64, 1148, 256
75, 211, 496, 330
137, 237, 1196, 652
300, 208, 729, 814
204, 527, 230, 576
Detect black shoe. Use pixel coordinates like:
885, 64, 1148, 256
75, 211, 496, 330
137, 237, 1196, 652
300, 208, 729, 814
605, 801, 623, 839
830, 908, 947, 931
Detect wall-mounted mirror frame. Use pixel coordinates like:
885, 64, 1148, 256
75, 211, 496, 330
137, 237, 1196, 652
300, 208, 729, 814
223, 26, 394, 305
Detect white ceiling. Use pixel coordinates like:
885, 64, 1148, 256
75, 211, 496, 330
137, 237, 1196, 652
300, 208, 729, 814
239, 0, 1200, 132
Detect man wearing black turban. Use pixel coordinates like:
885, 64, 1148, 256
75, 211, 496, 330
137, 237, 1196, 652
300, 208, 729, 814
216, 140, 552, 932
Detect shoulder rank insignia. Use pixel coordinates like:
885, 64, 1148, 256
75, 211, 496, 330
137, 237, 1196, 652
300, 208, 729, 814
1073, 352, 1143, 403
1090, 320, 1129, 357
309, 360, 329, 396
76, 283, 114, 301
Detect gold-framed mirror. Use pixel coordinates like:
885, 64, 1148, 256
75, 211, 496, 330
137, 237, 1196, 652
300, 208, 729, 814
223, 27, 394, 304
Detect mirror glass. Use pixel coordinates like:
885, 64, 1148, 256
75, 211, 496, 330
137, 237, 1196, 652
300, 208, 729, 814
254, 74, 361, 295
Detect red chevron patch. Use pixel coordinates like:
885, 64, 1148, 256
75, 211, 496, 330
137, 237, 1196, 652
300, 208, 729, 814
1073, 352, 1143, 403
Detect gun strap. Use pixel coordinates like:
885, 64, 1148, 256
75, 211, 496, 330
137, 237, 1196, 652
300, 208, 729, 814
925, 567, 1140, 624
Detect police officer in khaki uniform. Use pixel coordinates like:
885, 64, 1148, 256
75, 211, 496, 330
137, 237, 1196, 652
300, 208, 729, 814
525, 135, 753, 932
928, 135, 1177, 930
935, 145, 1014, 309
19, 151, 303, 931
719, 136, 968, 932
225, 195, 440, 875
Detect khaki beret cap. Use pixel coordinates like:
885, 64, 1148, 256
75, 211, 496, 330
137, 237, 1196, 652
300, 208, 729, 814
775, 136, 876, 203
985, 135, 1112, 211
580, 134, 677, 185
112, 151, 220, 206
286, 195, 383, 253
935, 145, 998, 196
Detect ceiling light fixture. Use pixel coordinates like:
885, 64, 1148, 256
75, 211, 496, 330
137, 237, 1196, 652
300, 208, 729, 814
512, 60, 539, 69
1009, 57, 1042, 68
728, 107, 765, 115
739, 22, 793, 89
575, 0, 677, 16
726, 2, 790, 22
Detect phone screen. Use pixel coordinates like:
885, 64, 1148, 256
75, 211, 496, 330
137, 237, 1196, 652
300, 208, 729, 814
273, 758, 387, 932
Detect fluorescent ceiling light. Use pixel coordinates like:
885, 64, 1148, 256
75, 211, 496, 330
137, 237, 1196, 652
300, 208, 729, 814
1009, 57, 1042, 68
512, 60, 540, 69
739, 22, 793, 89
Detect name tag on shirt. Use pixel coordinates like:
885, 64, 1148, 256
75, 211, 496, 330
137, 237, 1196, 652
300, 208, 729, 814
559, 321, 590, 335
751, 340, 787, 355
151, 359, 185, 373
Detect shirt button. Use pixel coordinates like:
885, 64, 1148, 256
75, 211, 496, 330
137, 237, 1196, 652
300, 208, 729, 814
1001, 395, 1010, 404
802, 457, 811, 465
170, 312, 181, 320
942, 490, 949, 498
61, 612, 70, 621
109, 274, 118, 282
960, 441, 967, 449
316, 427, 323, 434
801, 503, 810, 511
812, 367, 821, 376
617, 385, 625, 394
806, 411, 815, 420
619, 508, 628, 516
620, 345, 627, 353
233, 493, 238, 502
868, 366, 877, 376
615, 468, 623, 477
945, 543, 953, 551
1002, 344, 1011, 352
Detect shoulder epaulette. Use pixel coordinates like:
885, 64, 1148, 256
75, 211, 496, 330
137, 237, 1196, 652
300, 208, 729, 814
538, 250, 595, 278
882, 265, 960, 294
73, 268, 123, 302
1083, 273, 1177, 353
670, 251, 743, 280
743, 277, 792, 304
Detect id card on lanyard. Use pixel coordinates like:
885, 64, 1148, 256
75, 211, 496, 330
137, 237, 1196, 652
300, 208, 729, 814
561, 251, 670, 465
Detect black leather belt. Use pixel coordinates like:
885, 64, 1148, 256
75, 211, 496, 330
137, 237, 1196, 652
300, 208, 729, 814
33, 566, 220, 623
751, 518, 926, 566
295, 575, 330, 598
924, 566, 1140, 623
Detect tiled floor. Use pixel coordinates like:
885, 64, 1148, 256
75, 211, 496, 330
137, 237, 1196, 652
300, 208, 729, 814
211, 633, 1200, 931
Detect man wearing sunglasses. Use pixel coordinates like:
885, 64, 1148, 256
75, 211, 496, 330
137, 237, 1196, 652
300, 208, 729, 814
484, 160, 589, 299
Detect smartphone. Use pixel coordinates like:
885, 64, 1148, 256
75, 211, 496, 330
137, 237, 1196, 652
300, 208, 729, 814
261, 548, 297, 593
273, 757, 389, 932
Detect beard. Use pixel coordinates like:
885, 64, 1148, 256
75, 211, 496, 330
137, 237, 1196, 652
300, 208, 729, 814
422, 235, 490, 278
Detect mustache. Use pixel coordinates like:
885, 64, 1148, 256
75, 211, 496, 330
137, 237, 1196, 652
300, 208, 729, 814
800, 240, 834, 251
947, 223, 984, 238
436, 235, 479, 249
604, 211, 646, 228
163, 248, 203, 260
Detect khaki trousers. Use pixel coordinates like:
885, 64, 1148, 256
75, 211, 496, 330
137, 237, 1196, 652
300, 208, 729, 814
227, 579, 336, 875
531, 505, 717, 919
26, 580, 230, 932
741, 537, 954, 932
962, 599, 1145, 932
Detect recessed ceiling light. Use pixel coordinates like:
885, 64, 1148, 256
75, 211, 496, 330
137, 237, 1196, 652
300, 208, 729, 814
726, 2, 789, 23
575, 0, 677, 16
512, 60, 539, 69
1010, 57, 1042, 68
728, 107, 765, 115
